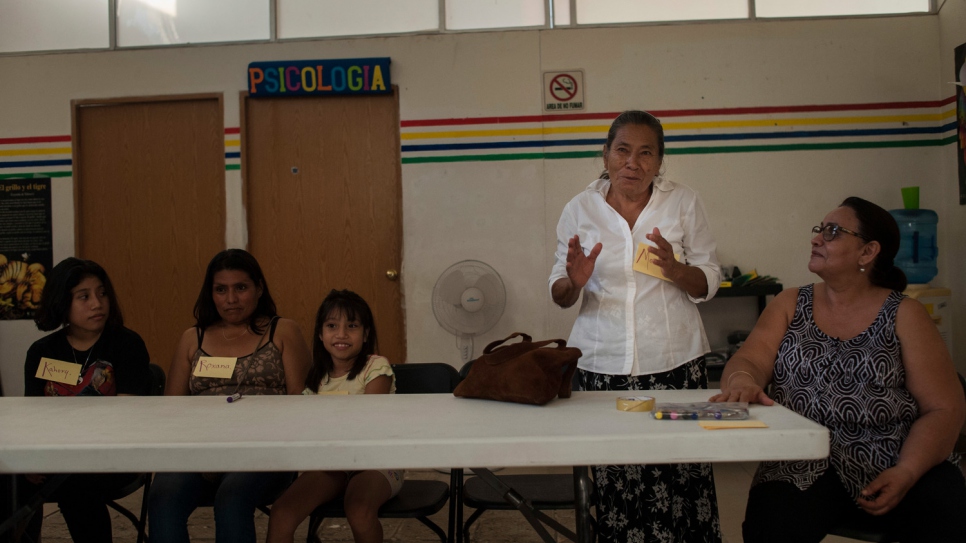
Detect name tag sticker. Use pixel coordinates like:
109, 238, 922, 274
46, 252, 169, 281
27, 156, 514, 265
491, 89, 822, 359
319, 390, 350, 396
36, 358, 82, 385
633, 243, 680, 282
193, 357, 237, 379
699, 420, 769, 430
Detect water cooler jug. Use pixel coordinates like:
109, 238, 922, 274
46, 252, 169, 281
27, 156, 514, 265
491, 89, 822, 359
889, 208, 938, 285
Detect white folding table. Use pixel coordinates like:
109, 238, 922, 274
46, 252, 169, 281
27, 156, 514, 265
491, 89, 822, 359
0, 390, 829, 542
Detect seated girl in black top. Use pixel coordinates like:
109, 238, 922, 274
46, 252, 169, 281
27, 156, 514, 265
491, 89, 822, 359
21, 257, 151, 543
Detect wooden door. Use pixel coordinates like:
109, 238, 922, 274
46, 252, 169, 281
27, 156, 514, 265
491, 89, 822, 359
73, 95, 225, 373
243, 91, 405, 364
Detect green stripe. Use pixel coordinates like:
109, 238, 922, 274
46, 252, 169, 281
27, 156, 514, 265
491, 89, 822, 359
226, 164, 240, 171
402, 137, 957, 164
0, 171, 72, 179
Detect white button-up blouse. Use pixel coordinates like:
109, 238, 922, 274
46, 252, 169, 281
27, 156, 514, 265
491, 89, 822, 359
549, 177, 721, 376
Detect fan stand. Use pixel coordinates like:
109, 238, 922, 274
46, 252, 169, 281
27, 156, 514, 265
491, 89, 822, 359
457, 334, 474, 365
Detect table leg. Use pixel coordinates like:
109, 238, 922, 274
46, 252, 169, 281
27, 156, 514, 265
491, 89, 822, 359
573, 466, 594, 543
448, 468, 462, 543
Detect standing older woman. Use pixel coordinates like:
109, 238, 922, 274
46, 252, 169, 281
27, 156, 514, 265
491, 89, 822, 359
148, 249, 311, 543
549, 110, 722, 542
713, 197, 966, 542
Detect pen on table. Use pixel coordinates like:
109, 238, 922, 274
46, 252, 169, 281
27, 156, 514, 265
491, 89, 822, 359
227, 393, 243, 403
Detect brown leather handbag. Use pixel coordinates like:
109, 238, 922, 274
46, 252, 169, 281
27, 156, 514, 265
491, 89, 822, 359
453, 333, 582, 406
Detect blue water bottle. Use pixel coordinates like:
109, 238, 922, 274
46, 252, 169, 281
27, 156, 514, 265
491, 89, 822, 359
890, 187, 938, 285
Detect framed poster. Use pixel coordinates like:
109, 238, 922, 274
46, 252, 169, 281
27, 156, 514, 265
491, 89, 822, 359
0, 177, 53, 320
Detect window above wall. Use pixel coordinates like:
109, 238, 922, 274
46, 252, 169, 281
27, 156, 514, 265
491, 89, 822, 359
0, 0, 937, 54
116, 0, 271, 47
0, 0, 109, 53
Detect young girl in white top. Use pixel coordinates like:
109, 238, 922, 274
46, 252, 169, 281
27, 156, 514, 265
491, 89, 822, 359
266, 289, 402, 543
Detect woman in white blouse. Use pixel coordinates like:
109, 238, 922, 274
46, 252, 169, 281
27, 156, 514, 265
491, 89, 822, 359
549, 110, 722, 543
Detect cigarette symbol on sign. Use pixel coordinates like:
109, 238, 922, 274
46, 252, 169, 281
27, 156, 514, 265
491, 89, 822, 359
550, 74, 578, 102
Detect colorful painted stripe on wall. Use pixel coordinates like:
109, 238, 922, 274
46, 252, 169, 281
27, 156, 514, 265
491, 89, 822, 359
0, 135, 72, 179
0, 130, 244, 179
399, 97, 957, 164
0, 97, 956, 177
225, 128, 241, 171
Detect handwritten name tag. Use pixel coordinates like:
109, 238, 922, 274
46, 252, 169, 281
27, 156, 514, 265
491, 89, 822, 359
193, 357, 237, 379
36, 358, 82, 385
633, 243, 680, 282
699, 420, 769, 430
318, 390, 350, 395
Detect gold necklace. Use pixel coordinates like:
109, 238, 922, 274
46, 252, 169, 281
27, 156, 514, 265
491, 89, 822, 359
222, 325, 249, 341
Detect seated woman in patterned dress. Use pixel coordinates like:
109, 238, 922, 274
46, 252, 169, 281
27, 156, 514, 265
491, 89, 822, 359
148, 249, 311, 543
711, 197, 966, 543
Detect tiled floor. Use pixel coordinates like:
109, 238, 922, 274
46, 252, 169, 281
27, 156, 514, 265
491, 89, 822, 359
32, 464, 859, 543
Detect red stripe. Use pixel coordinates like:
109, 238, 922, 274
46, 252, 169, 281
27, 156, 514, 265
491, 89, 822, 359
0, 135, 72, 145
400, 96, 958, 128
225, 127, 240, 135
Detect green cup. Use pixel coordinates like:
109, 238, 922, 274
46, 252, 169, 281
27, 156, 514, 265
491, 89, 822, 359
901, 186, 919, 210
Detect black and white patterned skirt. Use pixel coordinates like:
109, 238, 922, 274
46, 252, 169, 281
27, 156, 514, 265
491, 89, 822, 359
577, 357, 722, 543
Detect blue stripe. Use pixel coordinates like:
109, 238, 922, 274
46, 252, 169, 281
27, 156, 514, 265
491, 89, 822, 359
0, 159, 72, 169
225, 152, 240, 159
402, 123, 957, 153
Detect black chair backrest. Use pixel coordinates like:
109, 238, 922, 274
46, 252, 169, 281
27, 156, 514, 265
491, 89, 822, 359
148, 363, 166, 396
393, 363, 460, 394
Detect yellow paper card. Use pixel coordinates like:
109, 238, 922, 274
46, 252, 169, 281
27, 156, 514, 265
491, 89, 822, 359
633, 243, 680, 281
36, 358, 82, 385
319, 390, 350, 395
699, 420, 769, 430
193, 356, 237, 379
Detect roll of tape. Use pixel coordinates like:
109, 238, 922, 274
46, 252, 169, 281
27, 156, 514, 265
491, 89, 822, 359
616, 396, 655, 412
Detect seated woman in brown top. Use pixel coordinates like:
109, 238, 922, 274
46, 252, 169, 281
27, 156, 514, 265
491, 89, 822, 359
148, 249, 311, 543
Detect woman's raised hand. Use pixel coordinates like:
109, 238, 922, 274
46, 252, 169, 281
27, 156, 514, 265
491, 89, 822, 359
566, 235, 602, 290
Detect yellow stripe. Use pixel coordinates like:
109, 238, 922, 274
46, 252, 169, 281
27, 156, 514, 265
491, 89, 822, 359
402, 113, 948, 140
225, 139, 240, 147
0, 147, 72, 157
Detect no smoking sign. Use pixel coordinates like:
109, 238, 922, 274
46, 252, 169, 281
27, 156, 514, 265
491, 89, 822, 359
543, 70, 584, 112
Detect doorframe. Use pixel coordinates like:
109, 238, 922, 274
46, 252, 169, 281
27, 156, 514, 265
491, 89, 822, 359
70, 92, 224, 255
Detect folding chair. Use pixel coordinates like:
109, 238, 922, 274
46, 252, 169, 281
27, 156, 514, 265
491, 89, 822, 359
305, 363, 459, 543
456, 361, 591, 543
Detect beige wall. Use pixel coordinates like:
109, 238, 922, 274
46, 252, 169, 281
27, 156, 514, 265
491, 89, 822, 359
0, 14, 953, 394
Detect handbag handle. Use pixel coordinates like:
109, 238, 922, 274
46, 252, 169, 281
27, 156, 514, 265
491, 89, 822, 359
482, 332, 532, 354
482, 333, 569, 355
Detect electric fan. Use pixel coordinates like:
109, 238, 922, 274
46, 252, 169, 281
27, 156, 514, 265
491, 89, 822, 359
432, 260, 506, 364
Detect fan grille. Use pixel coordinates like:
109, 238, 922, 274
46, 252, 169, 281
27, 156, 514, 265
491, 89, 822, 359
432, 260, 506, 336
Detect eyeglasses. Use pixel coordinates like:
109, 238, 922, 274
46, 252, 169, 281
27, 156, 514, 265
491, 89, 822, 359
811, 224, 869, 242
